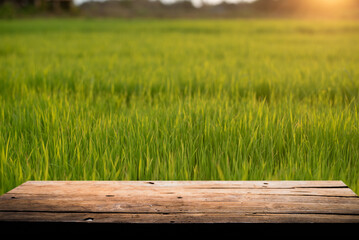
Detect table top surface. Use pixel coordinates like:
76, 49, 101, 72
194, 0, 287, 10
0, 180, 359, 223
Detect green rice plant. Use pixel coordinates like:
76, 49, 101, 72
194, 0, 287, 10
0, 19, 358, 194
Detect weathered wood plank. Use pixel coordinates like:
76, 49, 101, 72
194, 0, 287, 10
4, 181, 356, 197
1, 197, 359, 214
0, 212, 359, 224
8, 180, 349, 190
1, 198, 359, 214
2, 193, 359, 203
0, 181, 358, 224
3, 188, 356, 198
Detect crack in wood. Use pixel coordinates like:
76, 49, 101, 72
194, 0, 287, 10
252, 212, 359, 216
1, 210, 358, 216
186, 186, 350, 190
294, 186, 349, 189
274, 194, 359, 198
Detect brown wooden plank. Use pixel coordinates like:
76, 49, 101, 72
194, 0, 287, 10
0, 211, 359, 224
8, 180, 349, 190
0, 181, 358, 224
4, 181, 356, 197
2, 192, 359, 203
0, 199, 358, 214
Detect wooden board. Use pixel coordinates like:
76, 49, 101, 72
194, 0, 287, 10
0, 181, 359, 224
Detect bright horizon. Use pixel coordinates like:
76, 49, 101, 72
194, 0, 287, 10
74, 0, 256, 8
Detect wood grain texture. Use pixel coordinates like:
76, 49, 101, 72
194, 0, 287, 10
0, 181, 358, 223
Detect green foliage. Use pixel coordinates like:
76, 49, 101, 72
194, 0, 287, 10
0, 2, 16, 19
0, 19, 359, 194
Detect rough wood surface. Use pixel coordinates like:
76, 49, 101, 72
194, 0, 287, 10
0, 181, 358, 223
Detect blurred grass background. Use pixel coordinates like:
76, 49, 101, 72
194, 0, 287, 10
0, 19, 359, 194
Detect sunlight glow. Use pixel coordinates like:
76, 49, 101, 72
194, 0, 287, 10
74, 0, 255, 7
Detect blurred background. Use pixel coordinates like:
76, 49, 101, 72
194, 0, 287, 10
1, 0, 359, 19
1, 0, 359, 195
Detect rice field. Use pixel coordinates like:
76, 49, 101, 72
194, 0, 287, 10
0, 19, 359, 195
